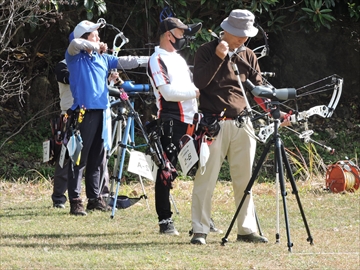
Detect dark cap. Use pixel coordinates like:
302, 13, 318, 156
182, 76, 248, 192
159, 17, 202, 36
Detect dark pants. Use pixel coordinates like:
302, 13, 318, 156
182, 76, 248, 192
67, 110, 104, 201
51, 159, 70, 204
155, 119, 188, 221
52, 152, 110, 204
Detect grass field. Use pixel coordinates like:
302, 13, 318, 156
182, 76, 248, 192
0, 178, 359, 270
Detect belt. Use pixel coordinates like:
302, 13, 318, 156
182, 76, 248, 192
204, 113, 235, 121
218, 117, 234, 121
85, 109, 103, 112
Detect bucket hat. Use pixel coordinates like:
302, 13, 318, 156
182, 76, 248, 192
220, 9, 258, 37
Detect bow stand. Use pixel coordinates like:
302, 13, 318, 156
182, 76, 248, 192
97, 18, 152, 216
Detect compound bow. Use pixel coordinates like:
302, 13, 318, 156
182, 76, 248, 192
253, 74, 343, 152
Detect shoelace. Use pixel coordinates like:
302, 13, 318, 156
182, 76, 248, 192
158, 218, 173, 225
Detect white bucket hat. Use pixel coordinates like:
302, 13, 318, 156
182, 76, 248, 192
220, 9, 258, 37
74, 20, 104, 38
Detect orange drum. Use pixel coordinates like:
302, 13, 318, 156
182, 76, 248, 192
326, 160, 360, 193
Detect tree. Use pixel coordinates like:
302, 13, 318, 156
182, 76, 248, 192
0, 0, 107, 108
0, 0, 60, 104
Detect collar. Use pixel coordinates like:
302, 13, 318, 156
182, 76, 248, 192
228, 45, 246, 57
155, 45, 178, 55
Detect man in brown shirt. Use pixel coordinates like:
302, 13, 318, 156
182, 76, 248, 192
190, 9, 270, 245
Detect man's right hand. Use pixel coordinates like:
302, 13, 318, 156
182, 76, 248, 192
215, 40, 229, 59
195, 89, 200, 98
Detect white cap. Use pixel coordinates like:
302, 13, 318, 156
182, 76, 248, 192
74, 20, 104, 38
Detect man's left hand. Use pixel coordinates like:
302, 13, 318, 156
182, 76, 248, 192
280, 111, 291, 127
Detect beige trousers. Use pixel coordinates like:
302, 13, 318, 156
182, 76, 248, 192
191, 119, 258, 235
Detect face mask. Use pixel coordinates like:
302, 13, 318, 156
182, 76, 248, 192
199, 136, 210, 175
170, 31, 186, 51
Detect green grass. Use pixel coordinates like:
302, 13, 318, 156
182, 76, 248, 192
1, 178, 359, 269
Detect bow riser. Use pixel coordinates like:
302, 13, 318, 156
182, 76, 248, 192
112, 33, 129, 57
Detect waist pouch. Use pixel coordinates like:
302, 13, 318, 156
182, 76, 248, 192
198, 115, 220, 138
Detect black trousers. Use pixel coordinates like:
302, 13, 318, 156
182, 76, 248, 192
67, 110, 104, 201
155, 119, 188, 221
52, 152, 110, 204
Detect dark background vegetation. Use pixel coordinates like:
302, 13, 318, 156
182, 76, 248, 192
0, 0, 359, 180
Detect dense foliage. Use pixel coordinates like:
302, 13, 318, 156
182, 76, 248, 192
1, 0, 359, 105
0, 0, 359, 179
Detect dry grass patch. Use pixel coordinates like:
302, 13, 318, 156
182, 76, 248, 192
0, 179, 359, 269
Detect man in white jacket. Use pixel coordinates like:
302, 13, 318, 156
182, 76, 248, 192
147, 17, 201, 235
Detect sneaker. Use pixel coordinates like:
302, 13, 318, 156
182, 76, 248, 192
190, 233, 207, 245
70, 199, 87, 216
159, 218, 179, 235
87, 197, 111, 211
210, 218, 223, 234
53, 201, 65, 209
237, 233, 268, 243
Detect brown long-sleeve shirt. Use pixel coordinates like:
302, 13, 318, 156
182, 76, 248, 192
193, 39, 263, 118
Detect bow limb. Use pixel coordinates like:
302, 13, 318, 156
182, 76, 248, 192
326, 75, 343, 117
253, 23, 269, 60
290, 74, 344, 123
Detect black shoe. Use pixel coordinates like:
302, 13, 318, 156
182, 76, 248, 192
53, 201, 65, 209
69, 199, 87, 216
237, 233, 268, 243
86, 197, 110, 211
159, 218, 179, 235
190, 233, 207, 245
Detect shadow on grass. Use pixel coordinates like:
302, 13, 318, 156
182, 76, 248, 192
0, 205, 132, 218
0, 206, 70, 218
0, 232, 193, 249
0, 231, 136, 239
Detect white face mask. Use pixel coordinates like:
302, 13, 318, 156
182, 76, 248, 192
199, 136, 210, 175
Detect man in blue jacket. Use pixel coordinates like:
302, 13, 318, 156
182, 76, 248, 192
66, 20, 148, 215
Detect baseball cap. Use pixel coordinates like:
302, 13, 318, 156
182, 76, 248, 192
73, 20, 104, 38
159, 17, 202, 36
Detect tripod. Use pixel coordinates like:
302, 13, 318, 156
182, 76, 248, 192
103, 94, 150, 218
221, 102, 314, 251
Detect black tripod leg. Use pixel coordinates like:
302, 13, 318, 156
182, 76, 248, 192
275, 161, 281, 243
275, 138, 293, 252
281, 144, 314, 245
221, 140, 272, 246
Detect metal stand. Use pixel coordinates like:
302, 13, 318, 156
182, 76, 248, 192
104, 89, 179, 218
103, 96, 150, 218
221, 103, 313, 252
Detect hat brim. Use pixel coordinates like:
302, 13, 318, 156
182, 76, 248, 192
89, 22, 104, 32
220, 20, 258, 37
184, 22, 202, 36
74, 22, 104, 38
